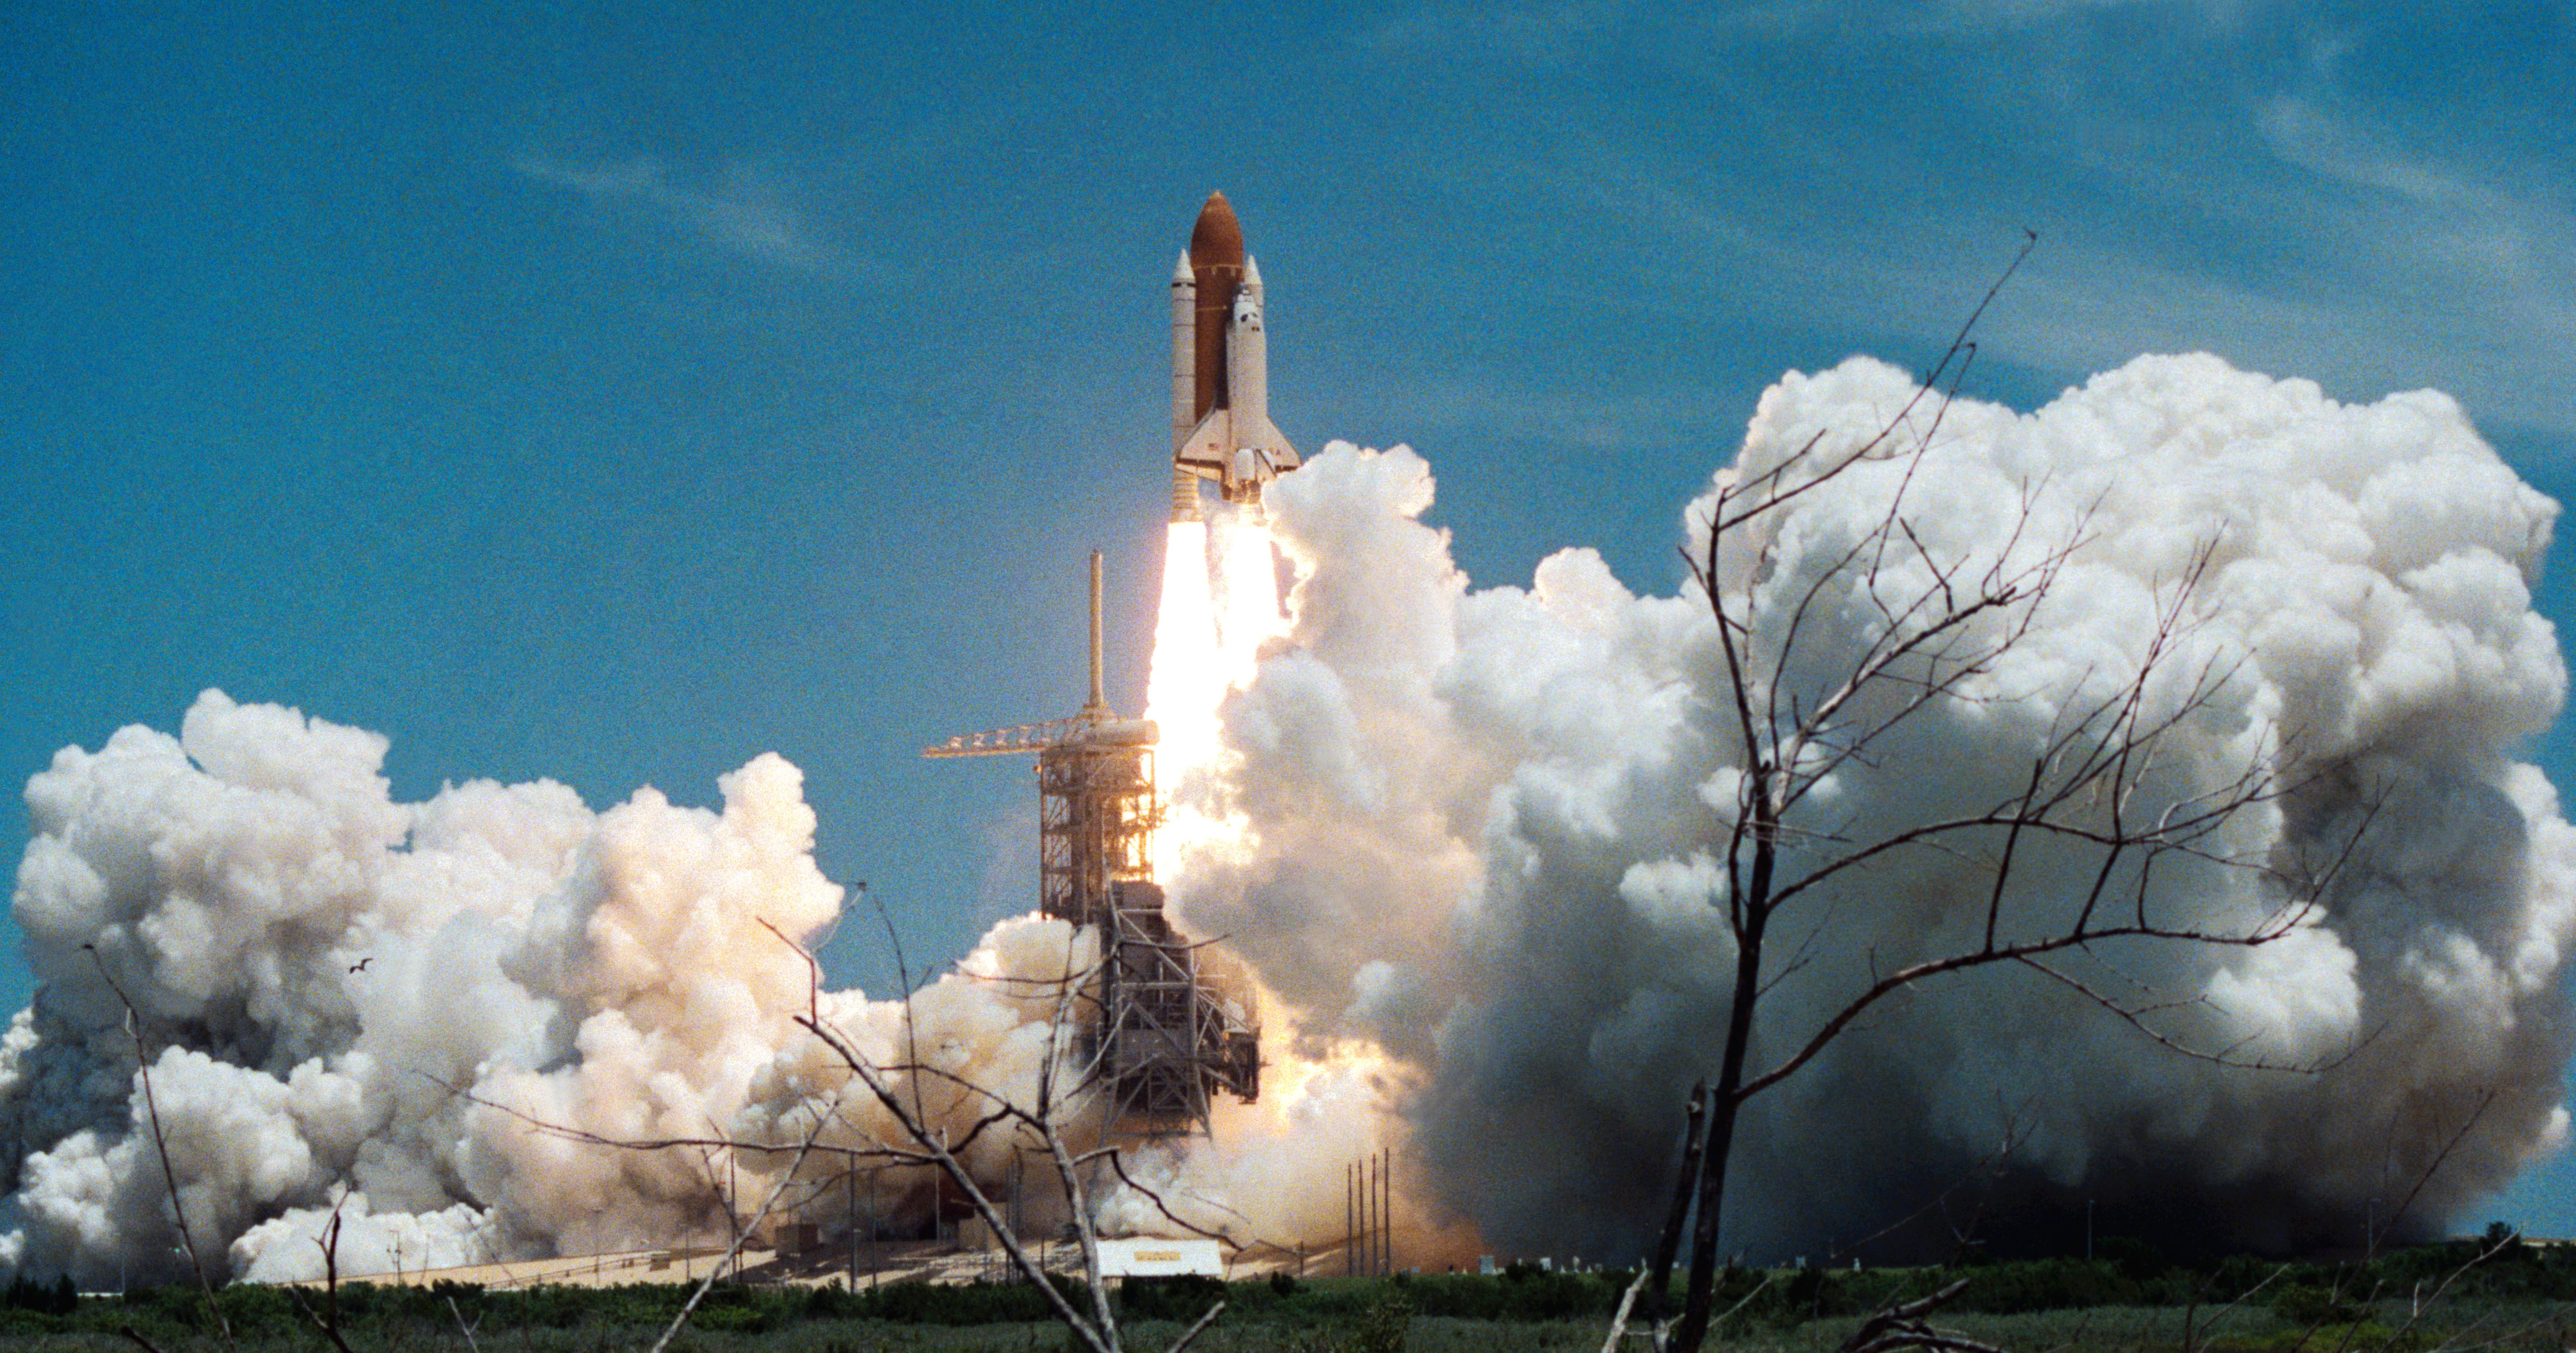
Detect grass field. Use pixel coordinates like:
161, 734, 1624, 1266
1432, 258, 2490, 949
7, 1301, 2574, 1353
7, 1243, 2574, 1353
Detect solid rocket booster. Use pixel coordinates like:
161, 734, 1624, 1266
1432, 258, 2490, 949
1170, 191, 1299, 522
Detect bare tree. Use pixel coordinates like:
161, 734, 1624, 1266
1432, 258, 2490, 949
1614, 248, 2361, 1353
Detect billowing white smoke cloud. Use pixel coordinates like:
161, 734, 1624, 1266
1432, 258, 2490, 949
5, 351, 2571, 1281
1173, 353, 2576, 1262
0, 694, 1117, 1285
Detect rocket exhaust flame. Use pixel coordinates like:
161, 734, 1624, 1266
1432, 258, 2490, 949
1216, 513, 1290, 685
1148, 520, 1223, 781
1144, 511, 1285, 897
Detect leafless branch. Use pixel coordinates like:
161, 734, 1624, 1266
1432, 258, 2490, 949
438, 1076, 913, 1165
2012, 955, 2371, 1075
447, 1294, 484, 1353
1835, 1277, 2016, 1353
782, 941, 1127, 1353
1715, 1270, 1780, 1330
644, 1093, 835, 1353
1640, 1080, 1710, 1328
760, 916, 822, 1029
1603, 1265, 1655, 1353
1103, 1150, 1249, 1247
2182, 1261, 2293, 1353
1166, 1297, 1230, 1353
1824, 1109, 2038, 1268
83, 945, 235, 1353
1661, 231, 2391, 1353
283, 1198, 356, 1353
2378, 1090, 2500, 1258
1737, 902, 2314, 1102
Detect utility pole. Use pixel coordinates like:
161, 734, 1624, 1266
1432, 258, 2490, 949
1380, 1150, 1393, 1276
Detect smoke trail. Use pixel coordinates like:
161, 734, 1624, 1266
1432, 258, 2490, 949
4, 351, 2570, 1281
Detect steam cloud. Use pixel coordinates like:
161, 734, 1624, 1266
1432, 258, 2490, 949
0, 705, 1120, 1285
1179, 353, 2576, 1261
4, 352, 2570, 1281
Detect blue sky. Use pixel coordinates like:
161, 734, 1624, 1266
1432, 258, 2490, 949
7, 1, 2574, 1235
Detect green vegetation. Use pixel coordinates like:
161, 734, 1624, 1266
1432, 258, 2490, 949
5, 1238, 2576, 1351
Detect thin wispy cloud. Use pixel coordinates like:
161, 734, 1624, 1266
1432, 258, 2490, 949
1351, 0, 1631, 61
1925, 0, 2237, 28
512, 153, 870, 279
2246, 98, 2572, 401
1709, 0, 2244, 39
2255, 97, 2473, 206
1401, 377, 1734, 452
1468, 41, 2576, 444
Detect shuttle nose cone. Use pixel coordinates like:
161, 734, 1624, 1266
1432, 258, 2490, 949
1189, 192, 1244, 270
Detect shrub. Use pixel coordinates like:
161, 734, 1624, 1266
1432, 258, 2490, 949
857, 1276, 1068, 1325
211, 1281, 295, 1333
1302, 1294, 1412, 1353
2097, 1236, 2172, 1281
1954, 1258, 2133, 1314
2273, 1284, 2369, 1327
3, 1275, 76, 1317
1119, 1272, 1226, 1322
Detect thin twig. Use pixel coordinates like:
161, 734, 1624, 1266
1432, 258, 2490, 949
644, 1100, 835, 1353
447, 1294, 483, 1353
1166, 1298, 1230, 1353
84, 945, 235, 1353
1602, 1266, 1654, 1353
284, 1199, 356, 1353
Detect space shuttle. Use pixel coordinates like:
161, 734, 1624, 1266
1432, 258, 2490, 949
1169, 192, 1299, 521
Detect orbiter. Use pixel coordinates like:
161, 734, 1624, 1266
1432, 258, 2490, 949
1170, 192, 1299, 521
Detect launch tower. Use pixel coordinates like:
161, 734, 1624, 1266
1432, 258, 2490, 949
926, 554, 1259, 1134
